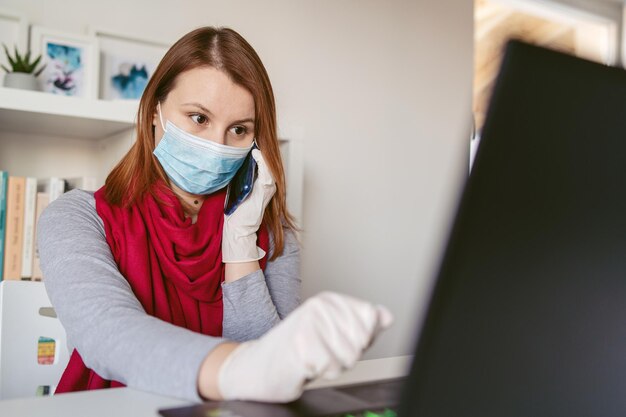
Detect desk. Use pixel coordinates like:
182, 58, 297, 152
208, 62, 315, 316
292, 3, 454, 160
0, 387, 188, 417
0, 356, 411, 417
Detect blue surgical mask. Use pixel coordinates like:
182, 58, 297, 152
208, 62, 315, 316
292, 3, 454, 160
153, 101, 254, 195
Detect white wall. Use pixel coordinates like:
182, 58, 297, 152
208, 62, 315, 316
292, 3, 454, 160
0, 0, 474, 359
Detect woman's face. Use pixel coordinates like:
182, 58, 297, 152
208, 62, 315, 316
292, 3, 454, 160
153, 66, 256, 148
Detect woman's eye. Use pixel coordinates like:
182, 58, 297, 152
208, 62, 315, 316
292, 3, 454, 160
231, 126, 247, 136
190, 114, 208, 125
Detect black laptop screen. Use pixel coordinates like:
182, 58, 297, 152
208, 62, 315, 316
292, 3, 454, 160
400, 40, 626, 417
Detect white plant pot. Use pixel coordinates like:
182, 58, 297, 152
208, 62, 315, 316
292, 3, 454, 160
2, 72, 40, 91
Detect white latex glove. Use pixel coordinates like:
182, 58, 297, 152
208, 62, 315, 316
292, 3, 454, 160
222, 149, 276, 263
217, 291, 394, 403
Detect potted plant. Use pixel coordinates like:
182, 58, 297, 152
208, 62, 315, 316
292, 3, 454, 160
1, 43, 46, 91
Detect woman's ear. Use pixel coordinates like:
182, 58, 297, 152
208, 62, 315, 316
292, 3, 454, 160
152, 101, 162, 127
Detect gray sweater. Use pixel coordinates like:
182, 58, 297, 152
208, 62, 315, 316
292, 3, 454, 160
36, 189, 301, 402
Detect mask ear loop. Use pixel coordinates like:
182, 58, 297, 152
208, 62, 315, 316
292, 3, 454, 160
253, 138, 259, 150
157, 101, 167, 132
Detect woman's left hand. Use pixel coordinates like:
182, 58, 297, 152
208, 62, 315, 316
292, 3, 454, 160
222, 149, 276, 263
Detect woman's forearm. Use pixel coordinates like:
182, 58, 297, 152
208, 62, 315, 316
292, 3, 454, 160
221, 228, 301, 342
197, 341, 240, 400
224, 260, 260, 283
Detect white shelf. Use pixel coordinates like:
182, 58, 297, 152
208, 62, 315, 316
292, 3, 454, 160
0, 87, 138, 140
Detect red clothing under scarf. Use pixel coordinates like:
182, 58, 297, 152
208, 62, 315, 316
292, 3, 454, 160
55, 180, 269, 393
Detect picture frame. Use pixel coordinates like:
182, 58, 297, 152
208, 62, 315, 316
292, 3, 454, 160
29, 25, 99, 99
86, 26, 170, 101
0, 8, 28, 81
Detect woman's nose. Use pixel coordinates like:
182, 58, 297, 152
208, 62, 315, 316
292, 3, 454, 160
203, 127, 227, 145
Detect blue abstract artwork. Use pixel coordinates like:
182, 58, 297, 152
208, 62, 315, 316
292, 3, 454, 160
44, 42, 85, 96
108, 59, 150, 99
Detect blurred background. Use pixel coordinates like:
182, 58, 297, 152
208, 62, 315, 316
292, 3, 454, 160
0, 0, 623, 365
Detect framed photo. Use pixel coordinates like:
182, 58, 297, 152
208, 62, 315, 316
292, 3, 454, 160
0, 8, 28, 81
87, 26, 169, 101
29, 25, 99, 99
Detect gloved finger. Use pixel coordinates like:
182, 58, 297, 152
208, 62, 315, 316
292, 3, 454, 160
319, 293, 385, 366
321, 304, 364, 370
251, 149, 275, 187
319, 363, 347, 380
319, 291, 384, 347
376, 305, 394, 329
320, 305, 388, 379
363, 305, 394, 351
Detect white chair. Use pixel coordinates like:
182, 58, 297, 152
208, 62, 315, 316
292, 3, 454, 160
0, 280, 70, 400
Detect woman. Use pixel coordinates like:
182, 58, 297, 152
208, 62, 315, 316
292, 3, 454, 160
37, 26, 392, 403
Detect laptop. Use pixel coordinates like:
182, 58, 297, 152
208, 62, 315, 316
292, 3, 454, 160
160, 39, 626, 417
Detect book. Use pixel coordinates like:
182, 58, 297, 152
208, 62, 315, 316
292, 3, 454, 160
37, 177, 65, 203
64, 176, 98, 192
31, 192, 50, 281
2, 176, 25, 280
21, 177, 37, 279
4, 175, 99, 280
0, 171, 8, 281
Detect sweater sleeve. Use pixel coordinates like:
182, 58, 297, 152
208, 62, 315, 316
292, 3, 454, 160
37, 190, 223, 403
221, 227, 302, 342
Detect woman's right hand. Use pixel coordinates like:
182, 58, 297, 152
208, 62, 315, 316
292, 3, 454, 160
222, 148, 276, 264
207, 291, 393, 402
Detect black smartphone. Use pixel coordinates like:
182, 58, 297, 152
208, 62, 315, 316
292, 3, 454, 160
224, 143, 258, 215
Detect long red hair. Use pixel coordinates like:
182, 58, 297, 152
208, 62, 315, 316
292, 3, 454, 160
104, 26, 297, 260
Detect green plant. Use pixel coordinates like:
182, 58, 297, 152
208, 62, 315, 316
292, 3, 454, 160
1, 43, 46, 75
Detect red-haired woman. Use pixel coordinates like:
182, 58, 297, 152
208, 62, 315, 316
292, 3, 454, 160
37, 26, 392, 403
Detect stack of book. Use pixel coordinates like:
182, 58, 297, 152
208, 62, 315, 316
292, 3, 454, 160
0, 172, 98, 281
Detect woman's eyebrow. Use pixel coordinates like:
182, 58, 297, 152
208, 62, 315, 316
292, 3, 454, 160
182, 102, 214, 115
181, 102, 254, 124
232, 117, 255, 125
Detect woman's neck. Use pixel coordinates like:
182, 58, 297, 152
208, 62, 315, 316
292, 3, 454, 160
168, 181, 206, 222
